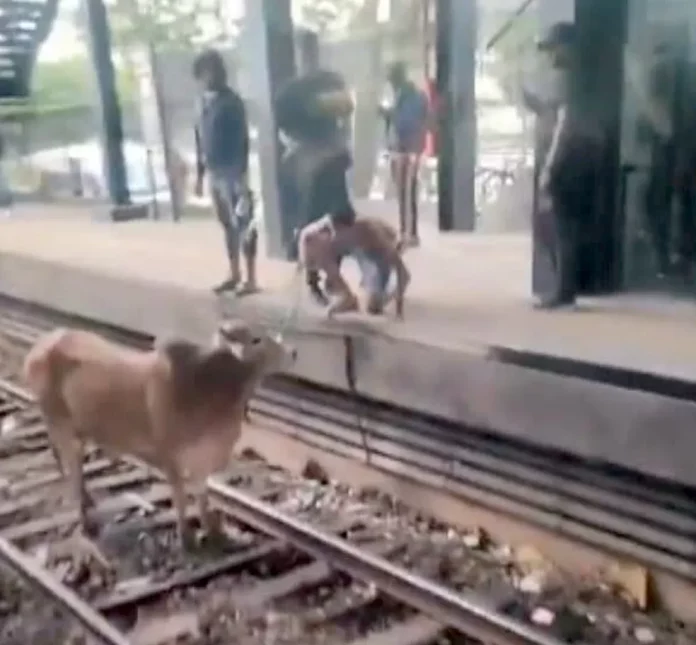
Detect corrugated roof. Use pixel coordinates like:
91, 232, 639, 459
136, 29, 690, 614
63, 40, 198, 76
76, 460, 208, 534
0, 0, 59, 99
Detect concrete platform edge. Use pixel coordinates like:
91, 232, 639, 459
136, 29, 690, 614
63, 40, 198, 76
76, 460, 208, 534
1, 250, 695, 488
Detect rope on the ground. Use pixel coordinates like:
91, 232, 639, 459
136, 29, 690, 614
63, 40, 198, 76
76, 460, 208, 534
276, 266, 305, 339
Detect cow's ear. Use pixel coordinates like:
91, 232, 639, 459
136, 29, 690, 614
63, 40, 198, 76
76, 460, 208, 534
218, 319, 252, 343
211, 329, 245, 359
153, 334, 173, 351
211, 329, 225, 350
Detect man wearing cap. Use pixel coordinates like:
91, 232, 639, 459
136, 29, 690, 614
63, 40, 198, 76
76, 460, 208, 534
524, 21, 596, 309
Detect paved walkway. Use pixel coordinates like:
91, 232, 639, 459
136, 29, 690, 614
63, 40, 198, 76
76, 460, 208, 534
3, 204, 696, 380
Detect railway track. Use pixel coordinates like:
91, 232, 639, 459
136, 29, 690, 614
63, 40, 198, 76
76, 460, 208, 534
0, 299, 692, 644
0, 370, 555, 645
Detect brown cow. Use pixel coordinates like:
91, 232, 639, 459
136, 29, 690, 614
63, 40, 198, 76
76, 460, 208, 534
298, 214, 411, 319
22, 320, 295, 557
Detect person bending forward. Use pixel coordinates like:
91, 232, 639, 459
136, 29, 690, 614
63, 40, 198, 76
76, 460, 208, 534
298, 215, 411, 319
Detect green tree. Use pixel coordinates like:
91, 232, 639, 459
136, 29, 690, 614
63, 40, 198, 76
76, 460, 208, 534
31, 56, 95, 109
486, 9, 538, 107
71, 0, 230, 58
0, 55, 136, 119
105, 0, 217, 51
297, 0, 365, 34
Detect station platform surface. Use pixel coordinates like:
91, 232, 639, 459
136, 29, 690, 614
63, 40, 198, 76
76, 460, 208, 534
1, 204, 696, 487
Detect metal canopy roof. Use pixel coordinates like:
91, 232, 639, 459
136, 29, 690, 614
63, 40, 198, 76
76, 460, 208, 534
0, 0, 59, 99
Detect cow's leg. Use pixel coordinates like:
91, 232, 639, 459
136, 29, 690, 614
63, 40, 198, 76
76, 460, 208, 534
196, 487, 226, 551
197, 488, 220, 536
166, 465, 195, 552
48, 431, 111, 571
69, 440, 90, 530
382, 257, 411, 320
324, 267, 358, 317
50, 429, 89, 530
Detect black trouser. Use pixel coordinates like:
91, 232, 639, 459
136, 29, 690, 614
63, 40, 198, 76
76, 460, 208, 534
645, 142, 675, 274
536, 187, 579, 305
549, 203, 578, 304
676, 179, 696, 268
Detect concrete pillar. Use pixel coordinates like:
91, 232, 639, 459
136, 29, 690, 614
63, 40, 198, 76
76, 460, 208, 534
435, 0, 477, 232
243, 0, 296, 259
83, 0, 130, 208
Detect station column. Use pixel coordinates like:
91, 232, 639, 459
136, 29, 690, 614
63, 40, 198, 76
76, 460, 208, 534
572, 0, 627, 293
244, 0, 296, 259
83, 0, 130, 208
435, 0, 477, 232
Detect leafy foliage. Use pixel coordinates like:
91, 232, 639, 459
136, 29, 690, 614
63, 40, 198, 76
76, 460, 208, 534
31, 56, 95, 108
71, 0, 229, 53
297, 0, 366, 34
0, 55, 136, 119
486, 9, 538, 106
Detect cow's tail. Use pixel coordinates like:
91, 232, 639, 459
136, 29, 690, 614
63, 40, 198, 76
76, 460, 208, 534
21, 328, 69, 398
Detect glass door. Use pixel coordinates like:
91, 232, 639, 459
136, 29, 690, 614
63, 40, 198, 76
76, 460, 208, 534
619, 0, 696, 293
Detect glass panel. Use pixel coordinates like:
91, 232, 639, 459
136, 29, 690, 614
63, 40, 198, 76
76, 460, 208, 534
620, 0, 696, 293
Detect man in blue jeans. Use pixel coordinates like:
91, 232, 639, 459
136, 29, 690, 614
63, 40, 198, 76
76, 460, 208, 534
193, 49, 257, 295
0, 133, 12, 209
380, 62, 429, 247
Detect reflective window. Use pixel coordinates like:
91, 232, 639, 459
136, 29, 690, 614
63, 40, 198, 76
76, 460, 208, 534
621, 0, 696, 292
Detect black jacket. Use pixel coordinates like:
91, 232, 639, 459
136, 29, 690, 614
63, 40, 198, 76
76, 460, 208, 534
195, 86, 249, 176
275, 69, 347, 144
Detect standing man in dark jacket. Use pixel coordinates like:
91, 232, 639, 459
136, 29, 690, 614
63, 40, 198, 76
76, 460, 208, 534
275, 29, 355, 305
193, 49, 256, 295
526, 22, 596, 309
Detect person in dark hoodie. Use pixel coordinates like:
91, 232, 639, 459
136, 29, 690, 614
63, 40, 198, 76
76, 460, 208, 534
193, 49, 256, 295
275, 29, 355, 306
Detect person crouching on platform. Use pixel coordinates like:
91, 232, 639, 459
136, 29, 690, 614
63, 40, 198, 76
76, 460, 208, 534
298, 214, 411, 319
193, 49, 258, 296
275, 29, 355, 306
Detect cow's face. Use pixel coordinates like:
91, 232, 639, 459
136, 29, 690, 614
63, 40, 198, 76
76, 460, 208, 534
214, 320, 297, 373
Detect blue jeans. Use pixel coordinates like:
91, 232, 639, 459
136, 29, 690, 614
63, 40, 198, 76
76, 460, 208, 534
353, 250, 390, 299
0, 166, 12, 207
209, 167, 256, 260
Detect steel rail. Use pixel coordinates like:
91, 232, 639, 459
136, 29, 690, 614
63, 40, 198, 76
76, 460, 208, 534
207, 476, 563, 645
0, 376, 35, 404
0, 535, 131, 645
250, 393, 696, 576
3, 322, 696, 579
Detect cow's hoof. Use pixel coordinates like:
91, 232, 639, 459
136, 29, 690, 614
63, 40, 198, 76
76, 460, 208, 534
180, 528, 199, 554
197, 528, 228, 554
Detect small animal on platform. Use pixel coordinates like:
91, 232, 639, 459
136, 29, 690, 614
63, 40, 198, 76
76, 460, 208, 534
297, 214, 412, 319
21, 320, 296, 560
